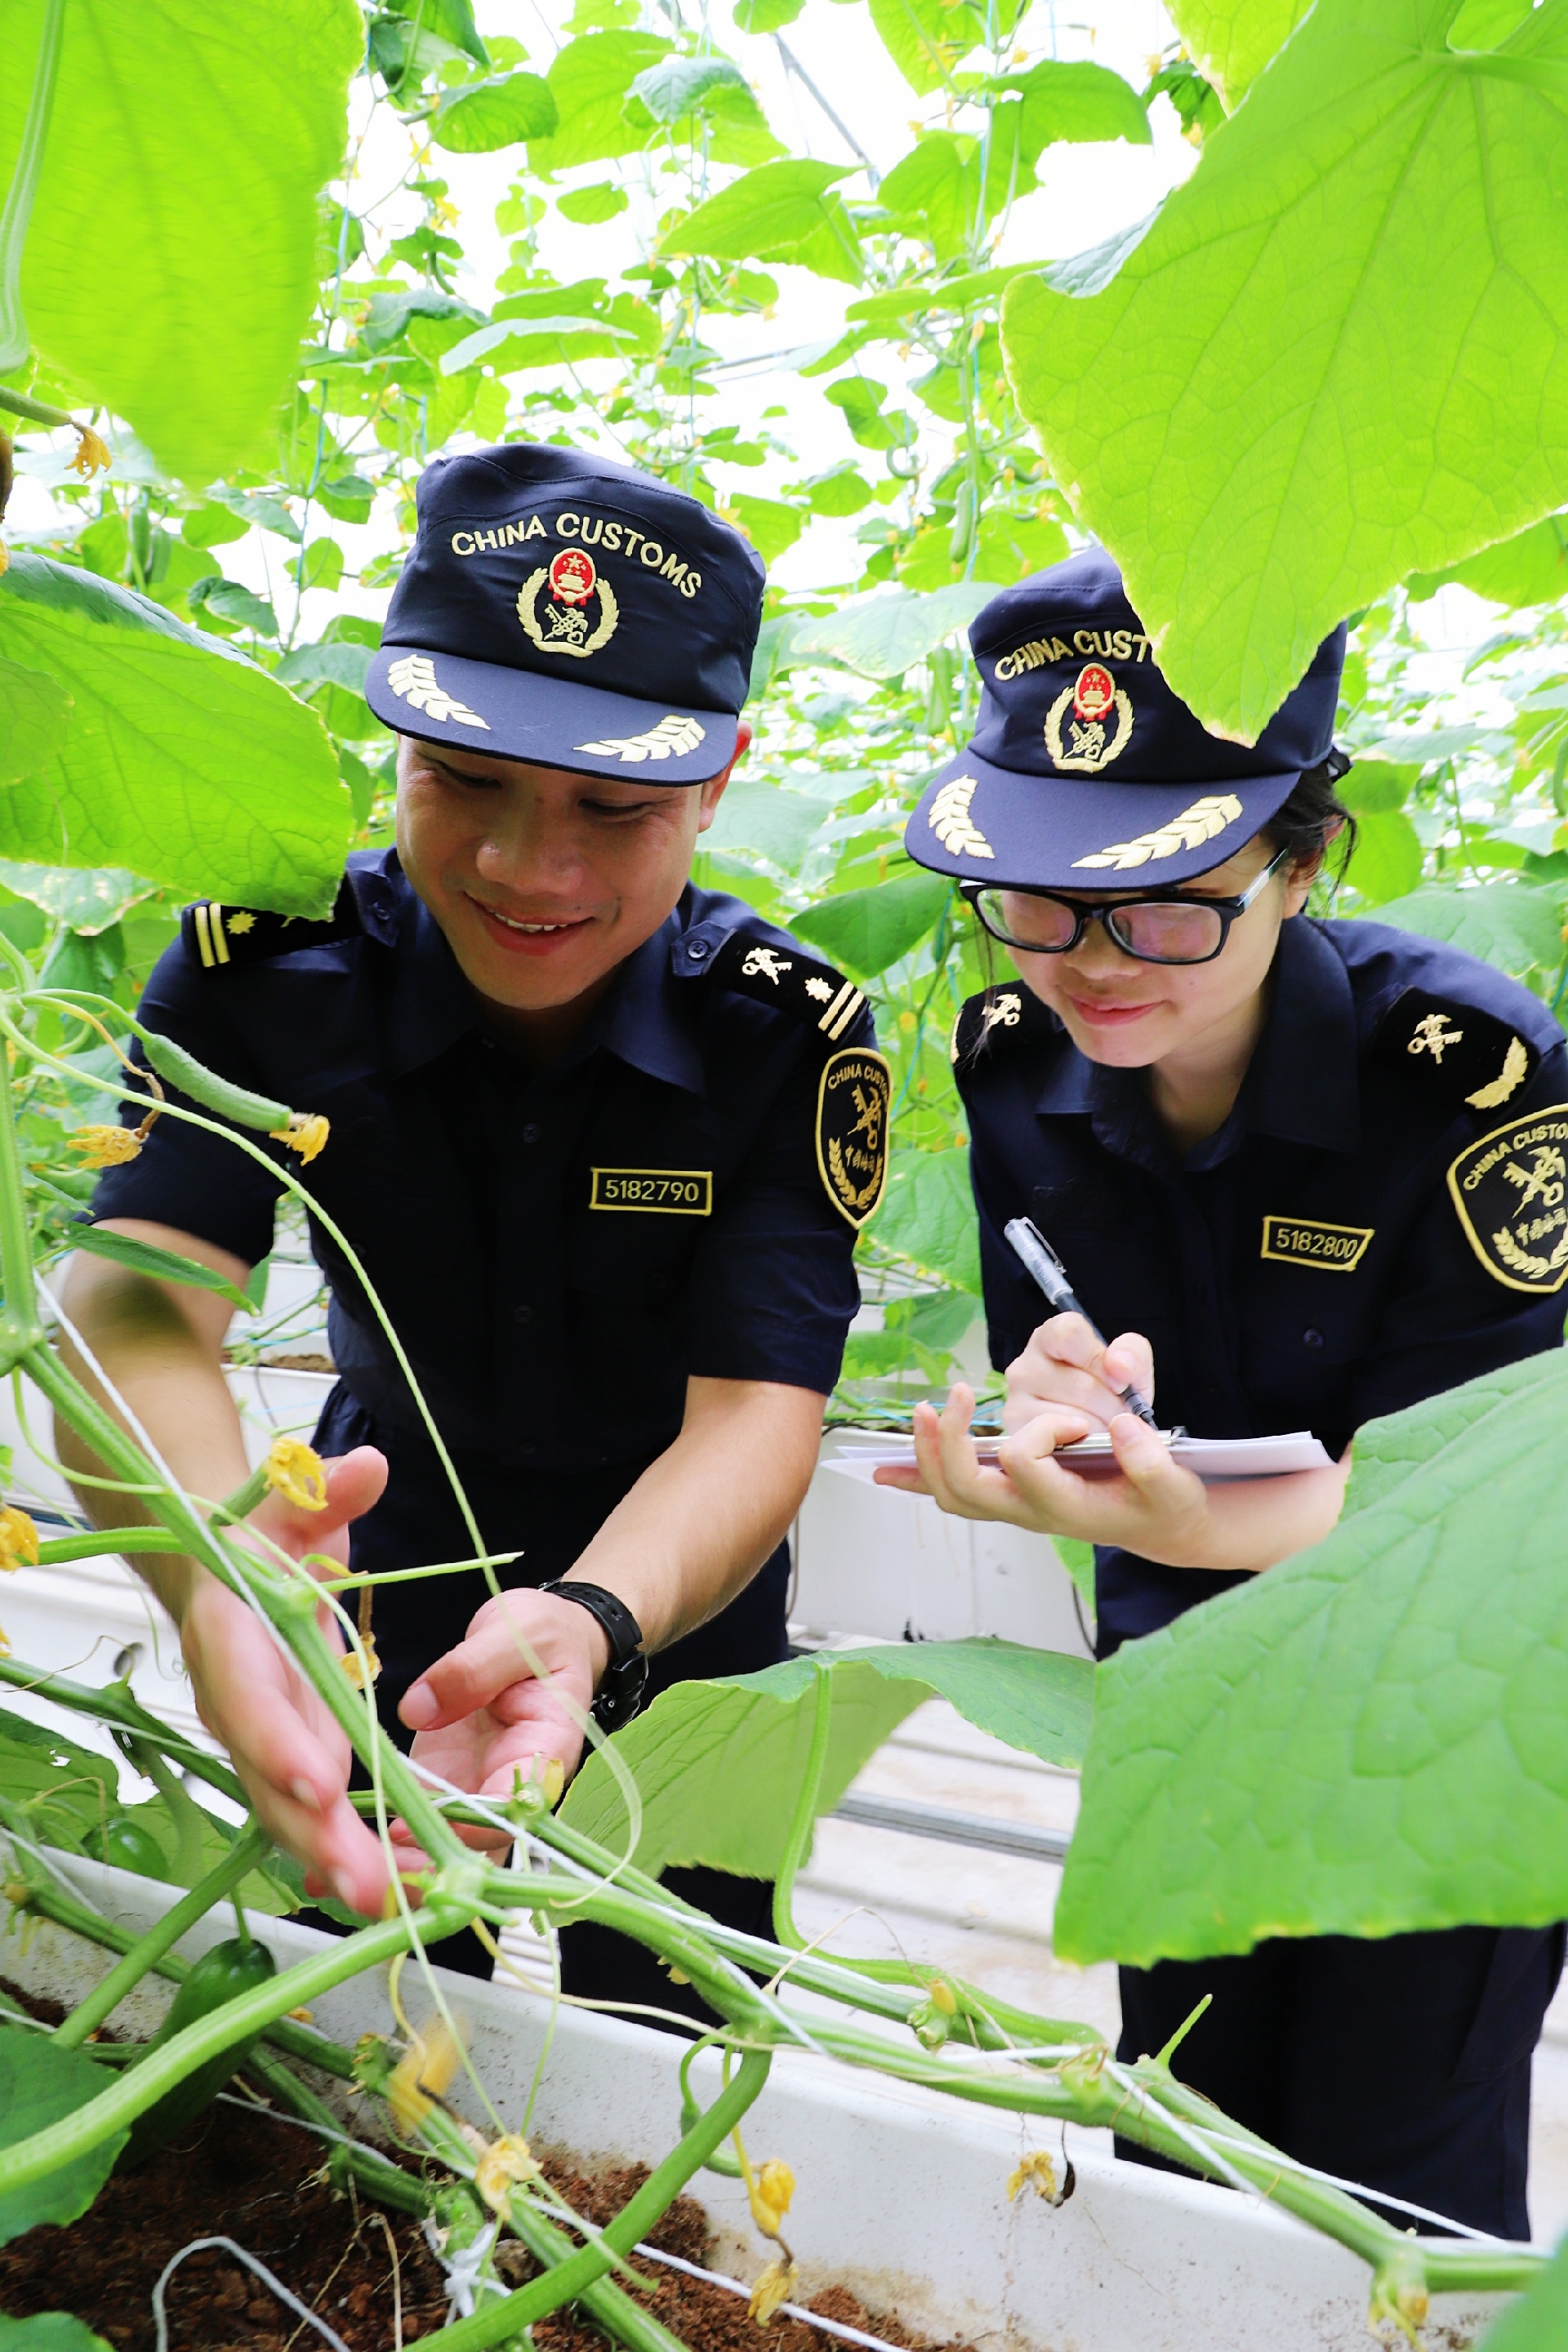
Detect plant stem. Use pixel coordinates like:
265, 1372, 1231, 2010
0, 0, 65, 374
0, 1902, 471, 2200
0, 1025, 44, 1365
129, 1735, 211, 1885
53, 1822, 270, 2048
33, 1526, 187, 1561
419, 2051, 773, 2352
772, 1659, 831, 1950
0, 385, 74, 430
0, 1651, 247, 1808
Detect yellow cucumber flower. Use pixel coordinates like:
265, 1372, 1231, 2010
1007, 2149, 1058, 2203
386, 2016, 463, 2135
0, 1623, 10, 1658
67, 425, 111, 479
68, 1125, 140, 1169
748, 2158, 795, 2239
748, 2257, 799, 2326
271, 1111, 329, 1166
474, 2132, 541, 2212
0, 1507, 40, 1570
265, 1435, 328, 1512
341, 1633, 381, 1688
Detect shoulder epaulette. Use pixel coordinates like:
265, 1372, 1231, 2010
951, 983, 1045, 1070
706, 928, 869, 1045
181, 881, 361, 973
1370, 985, 1539, 1112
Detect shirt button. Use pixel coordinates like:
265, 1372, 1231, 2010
686, 938, 710, 962
514, 1303, 533, 1325
1303, 1328, 1325, 1348
522, 1121, 541, 1144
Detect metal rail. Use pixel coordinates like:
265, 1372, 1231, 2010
831, 1792, 1071, 1864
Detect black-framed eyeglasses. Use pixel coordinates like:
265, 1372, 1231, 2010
962, 844, 1293, 967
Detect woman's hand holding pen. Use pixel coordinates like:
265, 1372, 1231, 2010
1004, 1312, 1156, 1437
878, 1377, 1213, 1561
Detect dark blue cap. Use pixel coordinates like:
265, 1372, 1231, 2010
365, 442, 765, 783
906, 546, 1346, 888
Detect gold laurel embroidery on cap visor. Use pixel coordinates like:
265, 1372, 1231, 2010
517, 565, 619, 659
572, 714, 707, 764
1446, 1106, 1568, 1293
816, 1047, 891, 1228
1467, 1034, 1530, 1111
928, 774, 993, 859
385, 653, 490, 728
1071, 792, 1245, 872
1045, 683, 1134, 773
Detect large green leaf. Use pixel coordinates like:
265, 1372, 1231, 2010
430, 72, 559, 151
1342, 810, 1423, 906
528, 33, 672, 171
561, 1641, 1092, 1878
0, 556, 350, 915
1373, 880, 1568, 989
0, 1706, 118, 1855
872, 1143, 982, 1290
0, 2029, 126, 2244
704, 778, 822, 871
2, 0, 360, 484
661, 161, 860, 282
0, 660, 71, 784
1407, 514, 1568, 607
1055, 1348, 1568, 1966
866, 0, 987, 95
1165, 0, 1312, 107
791, 584, 991, 679
1480, 2235, 1568, 2350
0, 2318, 114, 2352
1001, 0, 1568, 743
793, 871, 951, 978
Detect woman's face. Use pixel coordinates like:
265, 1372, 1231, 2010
1004, 833, 1316, 1070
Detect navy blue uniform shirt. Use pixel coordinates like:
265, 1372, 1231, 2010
91, 848, 882, 1704
953, 915, 1568, 1654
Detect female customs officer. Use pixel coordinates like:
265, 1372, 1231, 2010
57, 442, 890, 2017
884, 546, 1566, 2238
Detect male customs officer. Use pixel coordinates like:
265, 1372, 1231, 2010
59, 443, 889, 2011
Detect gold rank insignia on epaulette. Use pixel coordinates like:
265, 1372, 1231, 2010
951, 985, 1033, 1068
709, 929, 869, 1044
181, 893, 357, 972
1373, 987, 1538, 1111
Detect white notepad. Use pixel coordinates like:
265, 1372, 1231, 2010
823, 1428, 1333, 1486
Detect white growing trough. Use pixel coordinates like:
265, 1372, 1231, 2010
0, 1851, 1512, 2352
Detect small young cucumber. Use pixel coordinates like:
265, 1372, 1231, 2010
139, 1031, 292, 1134
118, 1933, 277, 2169
82, 1811, 167, 1881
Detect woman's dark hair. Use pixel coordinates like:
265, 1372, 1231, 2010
1263, 748, 1357, 882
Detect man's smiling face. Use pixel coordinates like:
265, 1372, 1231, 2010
394, 731, 746, 1017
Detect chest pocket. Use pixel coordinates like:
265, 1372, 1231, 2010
567, 1162, 715, 1300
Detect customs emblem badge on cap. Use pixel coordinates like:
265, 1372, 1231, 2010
1045, 659, 1133, 774
517, 546, 620, 660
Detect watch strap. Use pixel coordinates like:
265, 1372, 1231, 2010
539, 1579, 649, 1734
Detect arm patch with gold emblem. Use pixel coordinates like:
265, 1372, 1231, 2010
817, 1047, 891, 1228
1447, 1106, 1568, 1292
1373, 987, 1537, 1111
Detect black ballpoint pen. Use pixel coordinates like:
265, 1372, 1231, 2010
1003, 1214, 1162, 1430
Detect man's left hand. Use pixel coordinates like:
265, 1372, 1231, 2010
393, 1588, 611, 1860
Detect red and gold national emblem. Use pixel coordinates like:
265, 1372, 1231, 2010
1045, 660, 1134, 773
518, 546, 620, 660
549, 547, 596, 607
1073, 662, 1116, 724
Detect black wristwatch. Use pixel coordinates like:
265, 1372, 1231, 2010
539, 1579, 649, 1733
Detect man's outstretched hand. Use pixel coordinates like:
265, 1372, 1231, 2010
179, 1445, 393, 1917
391, 1588, 610, 1862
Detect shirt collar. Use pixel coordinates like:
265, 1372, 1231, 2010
1031, 915, 1361, 1159
382, 883, 705, 1094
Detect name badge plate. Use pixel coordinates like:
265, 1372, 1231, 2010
590, 1168, 712, 1214
1260, 1215, 1374, 1272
